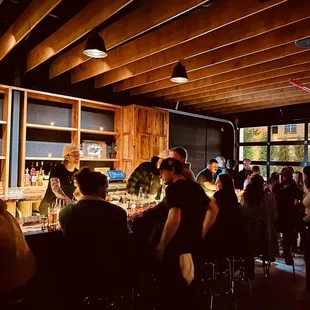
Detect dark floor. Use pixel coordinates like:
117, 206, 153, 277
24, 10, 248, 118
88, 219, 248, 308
229, 258, 309, 310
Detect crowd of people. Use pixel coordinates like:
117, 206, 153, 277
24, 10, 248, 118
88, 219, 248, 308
1, 145, 310, 309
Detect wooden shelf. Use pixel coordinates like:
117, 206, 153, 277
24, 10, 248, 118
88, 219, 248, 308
26, 123, 77, 132
80, 129, 120, 135
25, 157, 63, 161
0, 156, 5, 160
80, 158, 119, 162
0, 120, 7, 125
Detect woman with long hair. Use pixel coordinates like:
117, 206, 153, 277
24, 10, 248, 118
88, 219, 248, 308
294, 171, 304, 193
265, 172, 279, 194
203, 174, 247, 260
241, 174, 278, 261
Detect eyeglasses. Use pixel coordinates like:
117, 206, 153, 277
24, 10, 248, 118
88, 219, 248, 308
68, 154, 80, 158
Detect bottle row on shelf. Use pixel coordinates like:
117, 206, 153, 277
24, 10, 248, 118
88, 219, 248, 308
24, 161, 54, 187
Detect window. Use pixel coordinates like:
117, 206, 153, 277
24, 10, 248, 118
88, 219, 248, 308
270, 145, 304, 162
239, 146, 267, 161
239, 127, 268, 143
284, 124, 297, 134
271, 124, 304, 141
239, 123, 307, 179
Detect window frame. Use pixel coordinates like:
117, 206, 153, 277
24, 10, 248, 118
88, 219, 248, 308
238, 122, 308, 179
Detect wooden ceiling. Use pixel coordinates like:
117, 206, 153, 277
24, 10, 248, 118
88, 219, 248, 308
1, 0, 310, 116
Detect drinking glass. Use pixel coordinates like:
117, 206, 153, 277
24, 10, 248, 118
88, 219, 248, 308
40, 215, 48, 231
48, 204, 58, 227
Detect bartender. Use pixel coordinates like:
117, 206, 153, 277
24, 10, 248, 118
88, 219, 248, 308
39, 144, 80, 215
196, 158, 219, 193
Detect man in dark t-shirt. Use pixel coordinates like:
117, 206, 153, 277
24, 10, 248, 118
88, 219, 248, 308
156, 158, 212, 310
196, 158, 218, 193
39, 144, 79, 215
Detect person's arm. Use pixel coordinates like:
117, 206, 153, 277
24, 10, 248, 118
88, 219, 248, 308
126, 166, 143, 194
156, 207, 181, 260
50, 177, 72, 205
204, 181, 217, 191
202, 196, 219, 239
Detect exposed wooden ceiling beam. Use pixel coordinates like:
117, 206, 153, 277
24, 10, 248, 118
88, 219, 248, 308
167, 71, 310, 103
113, 17, 310, 92
218, 96, 310, 114
161, 64, 310, 101
0, 0, 61, 61
195, 88, 306, 110
71, 0, 286, 84
130, 43, 305, 95
49, 0, 209, 78
197, 92, 309, 114
97, 0, 306, 90
147, 51, 310, 98
26, 0, 133, 71
181, 77, 310, 107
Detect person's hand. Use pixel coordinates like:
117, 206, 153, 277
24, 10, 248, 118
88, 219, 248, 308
155, 244, 165, 261
65, 198, 72, 206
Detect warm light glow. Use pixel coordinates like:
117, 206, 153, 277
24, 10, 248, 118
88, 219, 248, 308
170, 76, 188, 83
100, 127, 104, 131
50, 122, 55, 126
83, 49, 107, 58
48, 153, 52, 158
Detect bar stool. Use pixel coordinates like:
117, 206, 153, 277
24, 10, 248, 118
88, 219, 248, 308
231, 257, 252, 296
200, 258, 236, 310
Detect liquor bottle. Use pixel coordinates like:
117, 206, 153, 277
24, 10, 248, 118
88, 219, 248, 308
138, 187, 144, 208
37, 161, 44, 186
35, 162, 40, 186
30, 162, 37, 186
24, 168, 30, 187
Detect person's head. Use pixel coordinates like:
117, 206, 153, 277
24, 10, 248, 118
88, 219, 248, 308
215, 156, 226, 168
159, 158, 184, 185
62, 144, 80, 166
303, 166, 310, 189
279, 167, 293, 184
226, 159, 236, 170
73, 167, 108, 199
243, 158, 251, 170
208, 159, 219, 174
243, 174, 264, 205
155, 149, 170, 168
216, 174, 235, 193
169, 147, 188, 164
252, 166, 260, 175
267, 172, 279, 186
151, 155, 160, 168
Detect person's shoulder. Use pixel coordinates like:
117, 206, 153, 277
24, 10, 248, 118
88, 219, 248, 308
51, 164, 65, 173
103, 201, 127, 216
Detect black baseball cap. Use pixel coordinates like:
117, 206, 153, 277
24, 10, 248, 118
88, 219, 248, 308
159, 158, 184, 175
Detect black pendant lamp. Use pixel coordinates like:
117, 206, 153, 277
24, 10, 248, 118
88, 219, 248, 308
170, 61, 188, 84
83, 32, 107, 58
295, 37, 310, 49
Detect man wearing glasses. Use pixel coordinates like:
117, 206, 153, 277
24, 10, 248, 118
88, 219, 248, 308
39, 144, 80, 215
